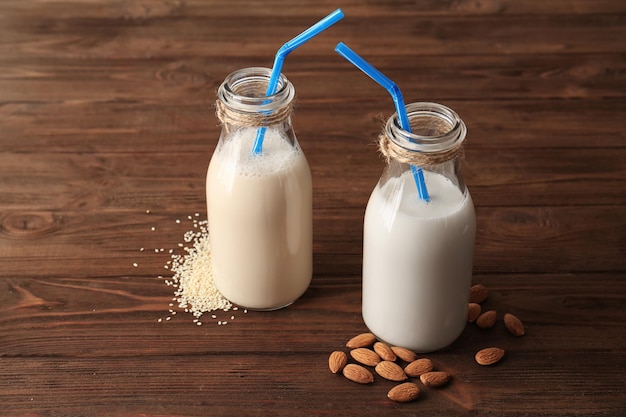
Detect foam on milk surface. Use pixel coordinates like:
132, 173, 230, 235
217, 127, 300, 178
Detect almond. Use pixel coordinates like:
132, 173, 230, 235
404, 358, 433, 377
346, 332, 376, 349
373, 342, 396, 361
468, 302, 481, 322
328, 351, 348, 374
390, 346, 418, 363
504, 313, 525, 336
342, 363, 374, 384
420, 371, 451, 387
476, 309, 497, 329
475, 347, 505, 366
469, 284, 489, 303
375, 361, 407, 382
387, 382, 420, 403
350, 347, 381, 366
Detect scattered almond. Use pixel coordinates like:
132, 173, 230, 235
469, 284, 489, 303
390, 346, 418, 363
420, 371, 451, 387
404, 358, 433, 377
476, 310, 497, 329
350, 347, 381, 366
387, 382, 420, 403
468, 302, 481, 322
346, 332, 376, 349
342, 363, 374, 384
475, 347, 505, 366
373, 342, 396, 361
328, 351, 348, 374
375, 361, 407, 382
504, 313, 525, 336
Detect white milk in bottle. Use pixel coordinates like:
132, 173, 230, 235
362, 102, 476, 352
207, 68, 312, 310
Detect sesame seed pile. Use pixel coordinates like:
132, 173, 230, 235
143, 211, 246, 326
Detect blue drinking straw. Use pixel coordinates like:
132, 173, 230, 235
252, 8, 345, 155
334, 42, 430, 202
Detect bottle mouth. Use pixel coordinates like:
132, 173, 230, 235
386, 102, 466, 153
218, 67, 295, 113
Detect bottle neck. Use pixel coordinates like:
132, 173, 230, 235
380, 102, 468, 191
216, 67, 295, 130
385, 102, 466, 162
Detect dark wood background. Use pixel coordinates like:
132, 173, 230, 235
1, 0, 624, 415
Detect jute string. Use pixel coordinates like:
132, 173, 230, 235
378, 121, 465, 168
215, 80, 293, 128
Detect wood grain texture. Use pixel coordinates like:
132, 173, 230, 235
1, 0, 625, 415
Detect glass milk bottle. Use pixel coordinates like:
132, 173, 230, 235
206, 67, 312, 310
362, 102, 476, 352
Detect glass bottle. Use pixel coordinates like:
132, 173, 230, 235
206, 67, 312, 310
362, 102, 476, 352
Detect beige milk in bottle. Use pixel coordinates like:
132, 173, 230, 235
362, 102, 476, 352
207, 68, 312, 310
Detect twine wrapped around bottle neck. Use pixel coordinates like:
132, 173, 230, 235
215, 99, 294, 128
378, 132, 464, 167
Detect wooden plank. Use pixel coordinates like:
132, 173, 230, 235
0, 205, 624, 278
0, 11, 625, 60
0, 351, 623, 416
1, 53, 625, 103
1, 98, 624, 154
0, 274, 623, 355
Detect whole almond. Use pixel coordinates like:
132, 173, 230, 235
390, 346, 418, 363
346, 332, 376, 349
476, 310, 497, 329
342, 363, 374, 384
404, 358, 433, 377
350, 347, 381, 366
420, 371, 451, 387
387, 382, 420, 403
373, 342, 396, 361
469, 284, 489, 303
475, 347, 505, 366
328, 351, 348, 374
375, 360, 407, 382
468, 302, 482, 322
504, 313, 525, 336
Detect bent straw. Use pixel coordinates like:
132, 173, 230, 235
252, 8, 345, 155
334, 42, 430, 202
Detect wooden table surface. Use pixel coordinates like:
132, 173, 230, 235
1, 1, 624, 416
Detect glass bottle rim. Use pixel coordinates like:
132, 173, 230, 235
217, 67, 295, 114
385, 102, 466, 153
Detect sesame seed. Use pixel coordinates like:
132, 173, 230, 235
151, 227, 156, 231
139, 248, 145, 252
132, 263, 138, 267
146, 210, 151, 214
176, 219, 181, 223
